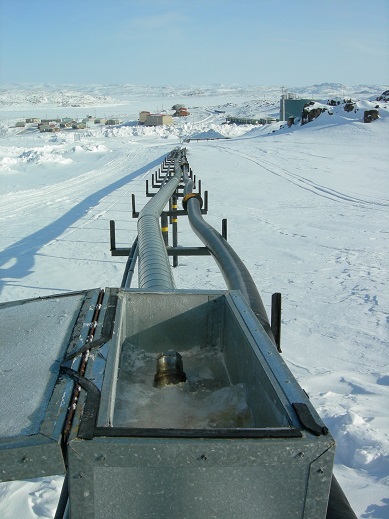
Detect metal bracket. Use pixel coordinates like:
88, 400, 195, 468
60, 368, 101, 440
292, 403, 329, 436
271, 292, 282, 352
62, 290, 118, 362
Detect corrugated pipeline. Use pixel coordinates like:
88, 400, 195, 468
137, 151, 182, 290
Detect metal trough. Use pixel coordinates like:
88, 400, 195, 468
65, 289, 335, 519
0, 288, 335, 518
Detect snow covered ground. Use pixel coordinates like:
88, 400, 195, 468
0, 84, 388, 518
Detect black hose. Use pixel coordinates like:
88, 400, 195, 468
326, 475, 358, 519
182, 166, 275, 344
54, 471, 69, 519
121, 236, 139, 288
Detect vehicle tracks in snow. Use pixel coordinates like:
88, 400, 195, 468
0, 151, 130, 221
213, 146, 388, 208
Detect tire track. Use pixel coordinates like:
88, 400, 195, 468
213, 145, 388, 207
0, 151, 129, 221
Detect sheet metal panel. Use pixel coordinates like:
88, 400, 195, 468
0, 291, 89, 481
0, 293, 85, 438
68, 434, 334, 519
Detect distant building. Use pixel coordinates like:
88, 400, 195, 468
60, 121, 76, 128
15, 121, 26, 127
39, 125, 60, 132
139, 113, 173, 126
173, 106, 190, 117
72, 122, 86, 129
105, 119, 120, 125
82, 117, 96, 127
94, 118, 106, 124
280, 93, 315, 121
138, 111, 151, 124
145, 114, 173, 126
226, 116, 277, 125
26, 118, 40, 123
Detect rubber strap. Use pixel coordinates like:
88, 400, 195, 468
182, 193, 203, 210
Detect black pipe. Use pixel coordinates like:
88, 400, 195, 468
54, 472, 69, 519
182, 166, 275, 344
326, 475, 358, 519
109, 220, 116, 251
172, 194, 178, 267
271, 292, 282, 352
120, 236, 139, 288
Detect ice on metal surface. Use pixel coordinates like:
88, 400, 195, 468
114, 344, 254, 429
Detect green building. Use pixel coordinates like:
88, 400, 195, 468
280, 93, 315, 121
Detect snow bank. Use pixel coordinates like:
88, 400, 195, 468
0, 145, 72, 171
0, 477, 64, 519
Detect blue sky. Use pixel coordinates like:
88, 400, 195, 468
0, 0, 388, 86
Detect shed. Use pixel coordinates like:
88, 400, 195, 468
144, 114, 173, 126
226, 116, 277, 125
60, 121, 76, 128
83, 118, 96, 127
139, 111, 151, 124
39, 125, 60, 133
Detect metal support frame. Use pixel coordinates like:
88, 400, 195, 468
271, 292, 282, 352
172, 194, 178, 267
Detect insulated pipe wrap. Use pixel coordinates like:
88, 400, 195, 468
137, 153, 181, 290
138, 215, 175, 290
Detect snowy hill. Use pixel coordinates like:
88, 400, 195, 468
0, 86, 117, 108
1, 82, 386, 109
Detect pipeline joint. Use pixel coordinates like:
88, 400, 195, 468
182, 192, 203, 210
